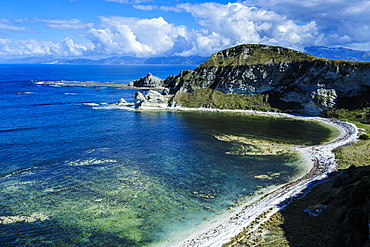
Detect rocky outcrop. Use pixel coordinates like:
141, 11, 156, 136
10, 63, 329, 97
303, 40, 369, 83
164, 44, 370, 115
134, 90, 170, 108
129, 73, 164, 88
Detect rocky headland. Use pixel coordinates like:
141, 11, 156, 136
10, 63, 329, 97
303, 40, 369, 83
129, 44, 370, 116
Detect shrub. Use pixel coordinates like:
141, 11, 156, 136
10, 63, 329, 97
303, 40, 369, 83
359, 134, 370, 140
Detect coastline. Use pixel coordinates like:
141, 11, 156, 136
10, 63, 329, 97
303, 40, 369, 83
128, 106, 358, 247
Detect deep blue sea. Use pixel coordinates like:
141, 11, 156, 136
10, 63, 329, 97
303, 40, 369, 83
0, 64, 334, 246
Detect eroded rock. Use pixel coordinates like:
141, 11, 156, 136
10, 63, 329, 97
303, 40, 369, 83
134, 90, 170, 108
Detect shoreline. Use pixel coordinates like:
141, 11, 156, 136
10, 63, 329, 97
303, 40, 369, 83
128, 106, 358, 247
180, 111, 357, 247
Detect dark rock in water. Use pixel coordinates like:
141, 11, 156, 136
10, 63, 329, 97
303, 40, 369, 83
129, 73, 164, 88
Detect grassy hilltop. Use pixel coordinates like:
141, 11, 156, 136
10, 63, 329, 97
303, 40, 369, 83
199, 44, 318, 67
199, 44, 369, 67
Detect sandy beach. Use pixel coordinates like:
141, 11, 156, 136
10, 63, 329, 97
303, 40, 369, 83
125, 106, 358, 247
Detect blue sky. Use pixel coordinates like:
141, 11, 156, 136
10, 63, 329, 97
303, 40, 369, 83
1, 0, 369, 59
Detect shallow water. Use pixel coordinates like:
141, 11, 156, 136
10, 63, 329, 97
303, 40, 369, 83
0, 65, 335, 246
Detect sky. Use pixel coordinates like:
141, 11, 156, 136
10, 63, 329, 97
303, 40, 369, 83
1, 0, 369, 60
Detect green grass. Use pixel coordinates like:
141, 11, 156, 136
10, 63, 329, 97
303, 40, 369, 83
336, 138, 370, 166
322, 107, 370, 169
173, 88, 280, 111
334, 138, 370, 169
198, 44, 370, 68
321, 107, 370, 124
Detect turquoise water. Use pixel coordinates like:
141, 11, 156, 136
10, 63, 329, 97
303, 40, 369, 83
0, 65, 334, 246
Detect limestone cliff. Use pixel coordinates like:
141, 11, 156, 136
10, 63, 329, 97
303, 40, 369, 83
165, 44, 370, 115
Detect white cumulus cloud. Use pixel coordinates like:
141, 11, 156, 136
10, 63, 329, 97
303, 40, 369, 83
87, 16, 188, 57
162, 2, 322, 55
0, 37, 93, 57
84, 2, 323, 58
242, 0, 370, 49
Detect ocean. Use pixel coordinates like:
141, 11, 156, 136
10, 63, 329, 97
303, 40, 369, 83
0, 64, 334, 246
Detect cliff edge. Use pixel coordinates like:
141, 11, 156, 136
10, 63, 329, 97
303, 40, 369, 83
162, 44, 370, 115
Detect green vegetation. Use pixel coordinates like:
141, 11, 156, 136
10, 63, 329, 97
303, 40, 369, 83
198, 44, 369, 68
322, 107, 370, 124
279, 165, 370, 247
334, 139, 370, 169
359, 134, 370, 140
173, 88, 280, 112
200, 44, 316, 67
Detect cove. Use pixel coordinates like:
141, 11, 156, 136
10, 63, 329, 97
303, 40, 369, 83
0, 108, 339, 246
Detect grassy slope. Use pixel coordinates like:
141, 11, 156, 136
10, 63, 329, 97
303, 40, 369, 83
173, 88, 280, 111
198, 44, 369, 68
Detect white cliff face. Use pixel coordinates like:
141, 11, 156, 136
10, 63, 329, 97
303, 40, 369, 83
134, 90, 170, 108
165, 44, 370, 115
311, 88, 337, 108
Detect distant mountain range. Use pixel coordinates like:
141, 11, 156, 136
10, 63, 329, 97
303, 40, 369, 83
1, 56, 209, 65
1, 46, 369, 65
304, 46, 370, 61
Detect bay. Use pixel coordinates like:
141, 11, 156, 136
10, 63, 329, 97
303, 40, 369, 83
0, 64, 335, 246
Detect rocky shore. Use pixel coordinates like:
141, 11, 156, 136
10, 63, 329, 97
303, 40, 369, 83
169, 111, 358, 247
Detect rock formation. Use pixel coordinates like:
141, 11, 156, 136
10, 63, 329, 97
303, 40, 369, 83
129, 73, 164, 88
134, 90, 170, 108
163, 44, 370, 115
